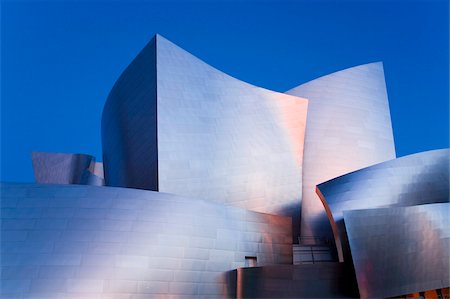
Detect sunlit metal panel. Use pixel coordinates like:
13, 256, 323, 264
102, 35, 308, 239
344, 203, 450, 298
286, 62, 396, 243
317, 149, 449, 262
0, 182, 292, 298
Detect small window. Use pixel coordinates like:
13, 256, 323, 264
245, 256, 257, 267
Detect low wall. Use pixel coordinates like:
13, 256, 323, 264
1, 183, 292, 298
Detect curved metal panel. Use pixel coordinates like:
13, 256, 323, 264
286, 62, 396, 243
344, 203, 450, 299
32, 152, 103, 186
0, 182, 292, 298
102, 35, 308, 239
317, 149, 449, 261
101, 37, 158, 190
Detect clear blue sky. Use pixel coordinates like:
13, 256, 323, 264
1, 0, 448, 182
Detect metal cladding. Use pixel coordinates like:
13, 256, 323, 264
32, 152, 104, 186
235, 263, 353, 298
286, 62, 396, 243
102, 34, 308, 239
317, 148, 449, 262
102, 37, 158, 191
344, 203, 450, 299
4, 34, 449, 298
0, 182, 292, 298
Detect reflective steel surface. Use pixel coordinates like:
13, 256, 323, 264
1, 182, 292, 298
286, 62, 396, 243
32, 152, 104, 186
344, 204, 450, 299
5, 34, 448, 298
102, 37, 158, 191
236, 263, 355, 298
102, 35, 308, 239
317, 149, 449, 262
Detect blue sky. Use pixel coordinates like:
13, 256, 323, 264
2, 0, 448, 182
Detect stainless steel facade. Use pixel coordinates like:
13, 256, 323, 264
32, 152, 104, 186
317, 149, 449, 262
286, 62, 396, 244
1, 182, 292, 298
102, 35, 308, 239
3, 34, 448, 298
344, 203, 450, 299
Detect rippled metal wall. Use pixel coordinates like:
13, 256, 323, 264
32, 152, 104, 186
344, 203, 450, 299
102, 35, 308, 239
317, 149, 449, 262
1, 182, 292, 298
286, 62, 396, 243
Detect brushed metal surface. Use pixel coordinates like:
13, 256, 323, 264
1, 182, 292, 298
317, 149, 449, 262
286, 62, 396, 243
235, 263, 356, 298
32, 152, 104, 186
344, 204, 450, 299
102, 35, 308, 239
102, 37, 158, 191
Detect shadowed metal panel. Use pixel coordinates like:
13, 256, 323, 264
81, 162, 105, 186
102, 35, 308, 240
317, 149, 449, 262
286, 62, 396, 243
344, 204, 450, 299
235, 263, 356, 298
1, 182, 292, 298
32, 152, 103, 186
101, 37, 158, 190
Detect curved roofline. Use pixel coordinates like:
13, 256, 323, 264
286, 61, 384, 92
317, 148, 449, 187
102, 34, 308, 128
154, 34, 308, 101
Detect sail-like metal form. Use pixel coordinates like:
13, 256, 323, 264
102, 35, 308, 239
344, 203, 450, 299
317, 149, 449, 262
286, 62, 396, 243
4, 34, 448, 298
